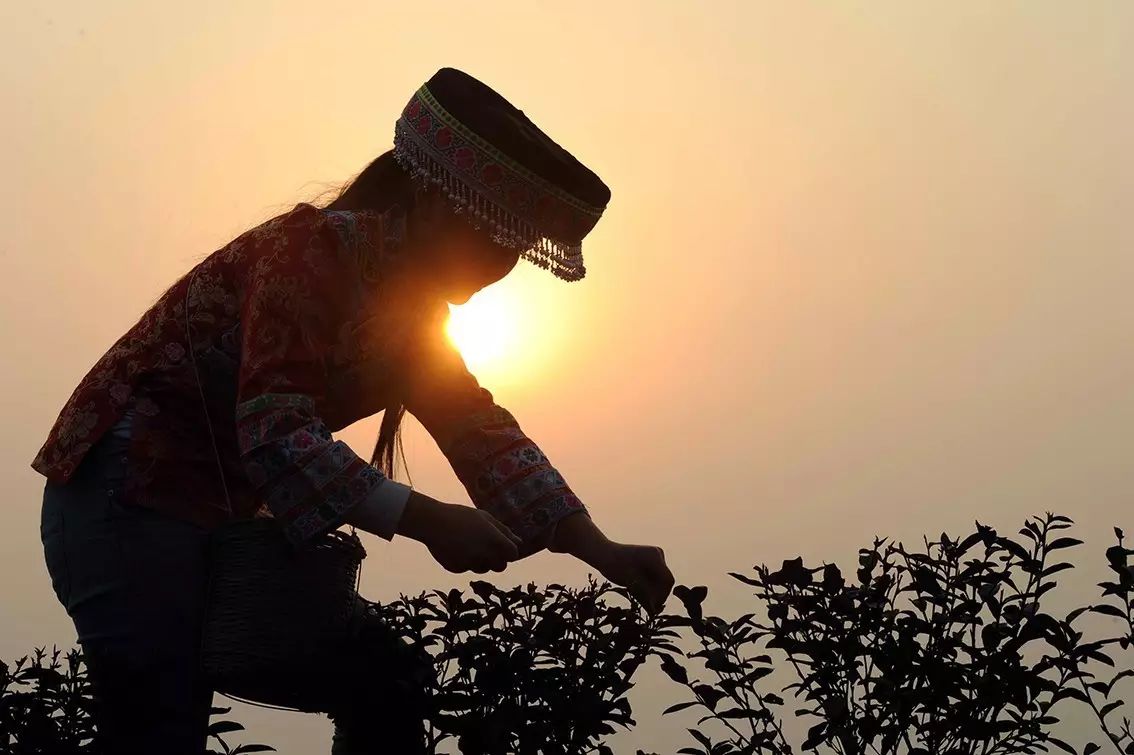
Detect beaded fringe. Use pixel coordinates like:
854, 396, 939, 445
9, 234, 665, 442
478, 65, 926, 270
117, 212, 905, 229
393, 122, 585, 282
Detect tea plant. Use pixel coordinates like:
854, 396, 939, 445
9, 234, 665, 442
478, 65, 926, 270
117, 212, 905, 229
370, 576, 672, 754
0, 646, 273, 755
655, 514, 1122, 755
11, 514, 1134, 755
1058, 527, 1134, 754
0, 647, 93, 753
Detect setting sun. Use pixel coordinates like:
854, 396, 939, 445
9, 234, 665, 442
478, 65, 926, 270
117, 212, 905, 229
445, 290, 519, 373
440, 264, 573, 390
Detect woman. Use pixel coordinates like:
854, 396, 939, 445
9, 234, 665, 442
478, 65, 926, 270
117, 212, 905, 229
33, 67, 674, 753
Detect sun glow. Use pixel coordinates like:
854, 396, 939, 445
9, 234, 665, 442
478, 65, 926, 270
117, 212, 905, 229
445, 289, 520, 374
442, 265, 573, 388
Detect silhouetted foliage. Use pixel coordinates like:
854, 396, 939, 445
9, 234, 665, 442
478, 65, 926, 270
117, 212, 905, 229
203, 706, 277, 755
370, 576, 668, 754
9, 515, 1134, 754
2, 578, 661, 754
651, 514, 1134, 755
0, 647, 93, 753
0, 646, 273, 754
1062, 526, 1134, 754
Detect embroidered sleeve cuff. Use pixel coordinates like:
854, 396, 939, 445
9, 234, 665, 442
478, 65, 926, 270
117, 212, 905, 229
346, 478, 413, 541
510, 494, 589, 556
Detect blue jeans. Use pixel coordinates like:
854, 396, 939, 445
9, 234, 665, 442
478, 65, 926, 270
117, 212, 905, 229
41, 431, 433, 754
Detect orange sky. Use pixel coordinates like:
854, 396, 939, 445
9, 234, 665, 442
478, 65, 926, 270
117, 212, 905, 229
3, 2, 1133, 751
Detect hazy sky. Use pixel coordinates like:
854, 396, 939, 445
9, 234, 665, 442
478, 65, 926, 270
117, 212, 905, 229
3, 2, 1132, 751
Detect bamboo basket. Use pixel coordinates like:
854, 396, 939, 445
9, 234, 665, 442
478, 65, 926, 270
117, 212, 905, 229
200, 518, 367, 711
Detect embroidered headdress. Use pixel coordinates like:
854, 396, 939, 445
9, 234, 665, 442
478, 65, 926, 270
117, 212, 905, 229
393, 67, 611, 282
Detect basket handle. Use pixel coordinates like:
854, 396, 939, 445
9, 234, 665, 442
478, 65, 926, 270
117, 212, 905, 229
184, 266, 234, 517
183, 266, 361, 539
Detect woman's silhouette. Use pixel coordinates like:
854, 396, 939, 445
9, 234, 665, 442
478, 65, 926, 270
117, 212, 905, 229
33, 67, 674, 754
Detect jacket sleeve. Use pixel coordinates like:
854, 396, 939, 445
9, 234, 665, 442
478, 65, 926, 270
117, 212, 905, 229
399, 303, 589, 557
234, 212, 408, 545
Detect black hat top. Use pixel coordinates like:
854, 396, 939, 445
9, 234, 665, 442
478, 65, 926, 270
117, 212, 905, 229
393, 67, 610, 281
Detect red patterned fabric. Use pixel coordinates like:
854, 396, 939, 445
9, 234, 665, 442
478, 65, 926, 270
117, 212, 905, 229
31, 203, 586, 549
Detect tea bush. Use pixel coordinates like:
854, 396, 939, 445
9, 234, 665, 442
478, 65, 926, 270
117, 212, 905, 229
0, 646, 271, 754
651, 514, 1134, 755
369, 577, 669, 754
7, 514, 1134, 754
1, 579, 662, 754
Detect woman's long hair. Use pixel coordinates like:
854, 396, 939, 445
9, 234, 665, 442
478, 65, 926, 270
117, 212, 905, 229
317, 150, 417, 482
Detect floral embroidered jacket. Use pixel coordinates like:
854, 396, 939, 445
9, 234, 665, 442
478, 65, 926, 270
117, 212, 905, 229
31, 203, 586, 552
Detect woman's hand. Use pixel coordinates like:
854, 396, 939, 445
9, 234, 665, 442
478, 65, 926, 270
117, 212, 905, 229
549, 512, 675, 614
592, 542, 675, 615
396, 492, 522, 574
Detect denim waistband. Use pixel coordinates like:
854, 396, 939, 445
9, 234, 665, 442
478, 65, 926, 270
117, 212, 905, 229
109, 407, 135, 441
75, 408, 135, 489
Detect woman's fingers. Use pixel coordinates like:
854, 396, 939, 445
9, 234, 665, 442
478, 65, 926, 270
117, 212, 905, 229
496, 537, 520, 562
637, 582, 660, 614
651, 571, 675, 613
468, 558, 509, 574
482, 512, 523, 548
648, 562, 675, 595
478, 513, 522, 563
428, 507, 520, 574
637, 557, 674, 614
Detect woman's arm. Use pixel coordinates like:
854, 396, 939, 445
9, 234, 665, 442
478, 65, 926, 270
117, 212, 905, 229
392, 490, 522, 573
396, 303, 674, 611
233, 213, 407, 545
232, 209, 531, 574
396, 302, 587, 556
547, 510, 611, 563
548, 509, 674, 614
